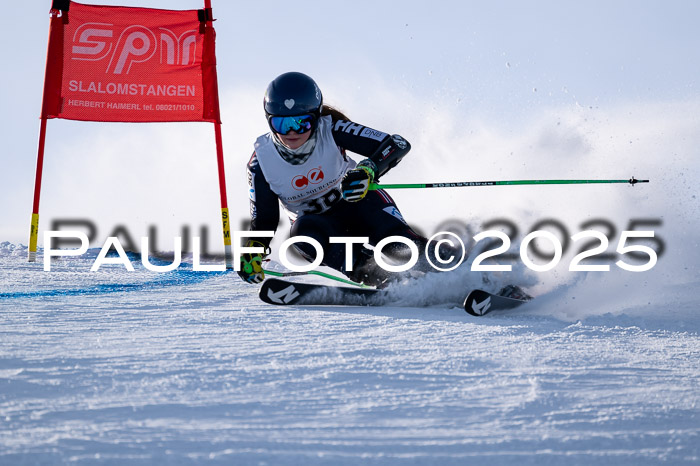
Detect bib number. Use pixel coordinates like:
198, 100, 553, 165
302, 187, 342, 215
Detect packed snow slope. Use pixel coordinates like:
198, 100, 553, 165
2, 95, 700, 466
0, 243, 698, 465
2, 96, 699, 464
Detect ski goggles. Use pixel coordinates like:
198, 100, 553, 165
268, 114, 316, 135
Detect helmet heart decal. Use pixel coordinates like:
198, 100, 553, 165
284, 99, 295, 109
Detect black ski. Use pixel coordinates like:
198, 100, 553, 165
463, 289, 529, 316
260, 279, 530, 315
259, 278, 383, 306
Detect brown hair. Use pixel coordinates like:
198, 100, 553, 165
320, 104, 350, 122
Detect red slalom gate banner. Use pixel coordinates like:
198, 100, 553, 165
30, 1, 232, 266
43, 1, 220, 123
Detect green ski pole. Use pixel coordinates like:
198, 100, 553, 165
369, 177, 648, 190
264, 269, 372, 288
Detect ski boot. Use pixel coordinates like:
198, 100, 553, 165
345, 249, 396, 289
497, 285, 533, 301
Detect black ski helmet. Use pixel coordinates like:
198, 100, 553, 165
264, 72, 323, 117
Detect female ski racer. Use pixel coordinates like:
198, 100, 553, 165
237, 72, 452, 288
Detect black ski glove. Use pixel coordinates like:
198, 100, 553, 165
341, 160, 376, 202
237, 239, 269, 284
